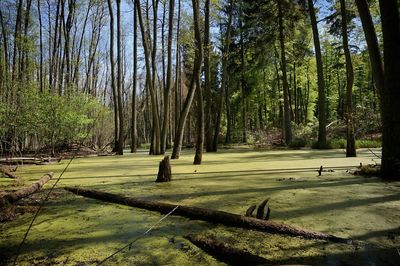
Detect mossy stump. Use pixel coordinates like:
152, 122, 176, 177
156, 155, 172, 182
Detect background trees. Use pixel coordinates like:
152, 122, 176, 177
0, 0, 397, 178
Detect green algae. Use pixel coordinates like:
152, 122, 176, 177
0, 148, 399, 265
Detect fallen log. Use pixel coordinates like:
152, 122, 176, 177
0, 172, 53, 207
185, 235, 269, 265
0, 167, 19, 179
0, 157, 59, 165
64, 187, 352, 243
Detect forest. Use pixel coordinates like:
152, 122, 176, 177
0, 0, 399, 265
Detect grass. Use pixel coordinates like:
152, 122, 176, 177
0, 148, 399, 265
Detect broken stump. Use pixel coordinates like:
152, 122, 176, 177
156, 155, 172, 182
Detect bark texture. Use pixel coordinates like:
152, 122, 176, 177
64, 187, 352, 243
0, 172, 53, 207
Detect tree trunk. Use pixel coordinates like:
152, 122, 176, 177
135, 0, 161, 155
204, 0, 213, 152
64, 186, 352, 243
171, 0, 203, 160
0, 172, 53, 207
379, 0, 400, 180
156, 155, 172, 182
355, 0, 384, 101
161, 0, 175, 154
115, 0, 124, 155
107, 0, 120, 153
340, 0, 356, 157
131, 0, 138, 153
308, 0, 327, 148
185, 235, 269, 265
277, 0, 292, 145
0, 167, 19, 179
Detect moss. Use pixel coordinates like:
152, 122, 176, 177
1, 148, 399, 265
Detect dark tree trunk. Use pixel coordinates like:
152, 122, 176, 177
131, 1, 138, 153
379, 0, 400, 180
0, 172, 53, 207
116, 0, 124, 155
355, 0, 384, 100
161, 0, 175, 154
277, 0, 292, 144
308, 0, 327, 147
185, 235, 269, 265
156, 155, 172, 182
64, 186, 352, 243
204, 0, 213, 152
340, 0, 356, 157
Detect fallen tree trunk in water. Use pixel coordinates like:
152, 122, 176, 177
0, 172, 53, 207
0, 167, 19, 179
0, 157, 59, 165
64, 187, 352, 243
185, 235, 269, 265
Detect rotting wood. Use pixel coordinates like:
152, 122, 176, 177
245, 204, 256, 217
156, 155, 172, 182
0, 167, 19, 179
256, 198, 270, 219
64, 187, 353, 243
185, 234, 269, 265
0, 157, 59, 165
0, 172, 53, 207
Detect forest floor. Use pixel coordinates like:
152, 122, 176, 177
0, 148, 399, 265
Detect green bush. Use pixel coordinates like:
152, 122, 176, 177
356, 140, 381, 148
289, 138, 308, 148
311, 138, 382, 150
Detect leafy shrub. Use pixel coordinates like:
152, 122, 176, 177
289, 138, 308, 148
356, 140, 381, 148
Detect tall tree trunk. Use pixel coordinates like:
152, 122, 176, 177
107, 0, 119, 153
213, 0, 233, 151
204, 0, 213, 152
161, 0, 175, 154
379, 0, 400, 180
171, 0, 203, 160
277, 0, 292, 144
340, 0, 356, 157
355, 0, 384, 101
308, 0, 326, 147
135, 0, 161, 155
116, 0, 124, 155
131, 1, 138, 153
37, 0, 44, 92
239, 2, 247, 143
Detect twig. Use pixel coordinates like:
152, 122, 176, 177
367, 148, 382, 159
97, 206, 179, 265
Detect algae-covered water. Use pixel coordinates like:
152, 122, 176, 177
1, 148, 399, 265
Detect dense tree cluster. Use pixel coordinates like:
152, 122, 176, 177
0, 0, 399, 179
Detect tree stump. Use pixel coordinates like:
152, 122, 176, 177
156, 156, 172, 182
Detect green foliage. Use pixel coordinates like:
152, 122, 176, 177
311, 139, 382, 150
289, 138, 308, 148
0, 88, 107, 152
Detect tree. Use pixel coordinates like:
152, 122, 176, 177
307, 0, 327, 147
379, 0, 400, 179
340, 0, 356, 157
277, 0, 292, 144
161, 0, 175, 153
131, 0, 138, 153
116, 0, 124, 155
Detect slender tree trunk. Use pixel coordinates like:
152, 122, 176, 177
204, 0, 213, 152
161, 0, 175, 154
171, 0, 203, 160
308, 0, 326, 147
116, 0, 124, 155
37, 0, 44, 92
379, 0, 400, 180
131, 1, 138, 153
340, 0, 356, 157
277, 0, 292, 144
355, 0, 384, 101
239, 2, 247, 143
107, 0, 119, 152
135, 0, 161, 155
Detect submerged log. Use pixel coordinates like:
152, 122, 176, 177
185, 235, 269, 265
0, 167, 19, 179
0, 157, 59, 165
156, 156, 172, 182
245, 204, 257, 217
256, 198, 270, 219
0, 172, 53, 207
64, 187, 352, 243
